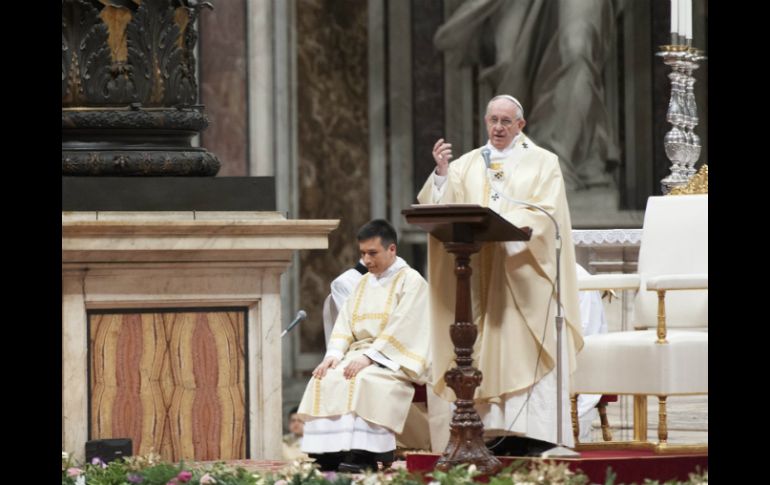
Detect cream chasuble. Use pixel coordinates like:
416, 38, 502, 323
297, 262, 430, 437
417, 135, 583, 446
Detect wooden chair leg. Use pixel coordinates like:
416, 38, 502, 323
597, 402, 613, 441
658, 395, 668, 444
633, 395, 648, 442
570, 394, 580, 444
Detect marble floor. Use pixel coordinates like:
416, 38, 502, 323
584, 394, 708, 445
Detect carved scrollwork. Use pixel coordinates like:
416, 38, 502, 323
62, 150, 221, 176
670, 164, 708, 195
127, 0, 183, 105
62, 0, 210, 108
62, 19, 70, 98
167, 2, 213, 106
62, 0, 111, 105
62, 108, 209, 131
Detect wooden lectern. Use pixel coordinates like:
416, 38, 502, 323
402, 204, 532, 474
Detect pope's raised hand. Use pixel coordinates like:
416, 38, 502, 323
432, 138, 453, 176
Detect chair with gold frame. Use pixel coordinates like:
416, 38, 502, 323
570, 190, 707, 453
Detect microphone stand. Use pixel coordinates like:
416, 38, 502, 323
486, 172, 580, 458
281, 310, 307, 338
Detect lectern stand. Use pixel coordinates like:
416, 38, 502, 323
402, 205, 532, 474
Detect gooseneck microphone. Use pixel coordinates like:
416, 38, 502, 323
481, 147, 492, 169
280, 310, 307, 338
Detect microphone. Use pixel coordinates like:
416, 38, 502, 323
280, 310, 307, 338
481, 148, 492, 169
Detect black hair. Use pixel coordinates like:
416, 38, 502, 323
356, 219, 398, 248
288, 406, 298, 416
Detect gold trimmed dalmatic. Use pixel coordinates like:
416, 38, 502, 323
417, 135, 584, 403
297, 266, 430, 434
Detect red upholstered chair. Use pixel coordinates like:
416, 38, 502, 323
596, 394, 617, 441
569, 394, 619, 443
395, 385, 430, 452
412, 383, 427, 404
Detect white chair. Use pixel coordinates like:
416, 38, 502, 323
570, 194, 707, 453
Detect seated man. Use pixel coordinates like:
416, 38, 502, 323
297, 219, 431, 473
282, 406, 309, 461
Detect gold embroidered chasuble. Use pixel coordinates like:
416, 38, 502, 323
297, 266, 430, 434
416, 135, 584, 403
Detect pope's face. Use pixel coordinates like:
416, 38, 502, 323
485, 99, 526, 150
359, 237, 396, 277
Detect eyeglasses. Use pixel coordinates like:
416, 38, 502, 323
487, 116, 515, 128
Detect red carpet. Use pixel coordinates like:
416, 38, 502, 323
406, 451, 708, 484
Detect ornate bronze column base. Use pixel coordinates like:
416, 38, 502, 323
62, 148, 220, 176
62, 108, 220, 176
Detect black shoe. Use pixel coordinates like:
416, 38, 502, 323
309, 452, 345, 471
337, 461, 365, 474
372, 449, 395, 465
337, 449, 379, 473
486, 436, 556, 457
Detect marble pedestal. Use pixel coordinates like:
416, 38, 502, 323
62, 211, 338, 462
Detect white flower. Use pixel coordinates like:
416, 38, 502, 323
62, 451, 69, 460
356, 474, 381, 485
75, 476, 86, 485
200, 473, 217, 484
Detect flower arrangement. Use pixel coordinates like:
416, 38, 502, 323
61, 451, 257, 485
61, 451, 707, 485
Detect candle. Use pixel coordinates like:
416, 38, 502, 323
685, 0, 693, 41
671, 0, 679, 35
678, 0, 686, 41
